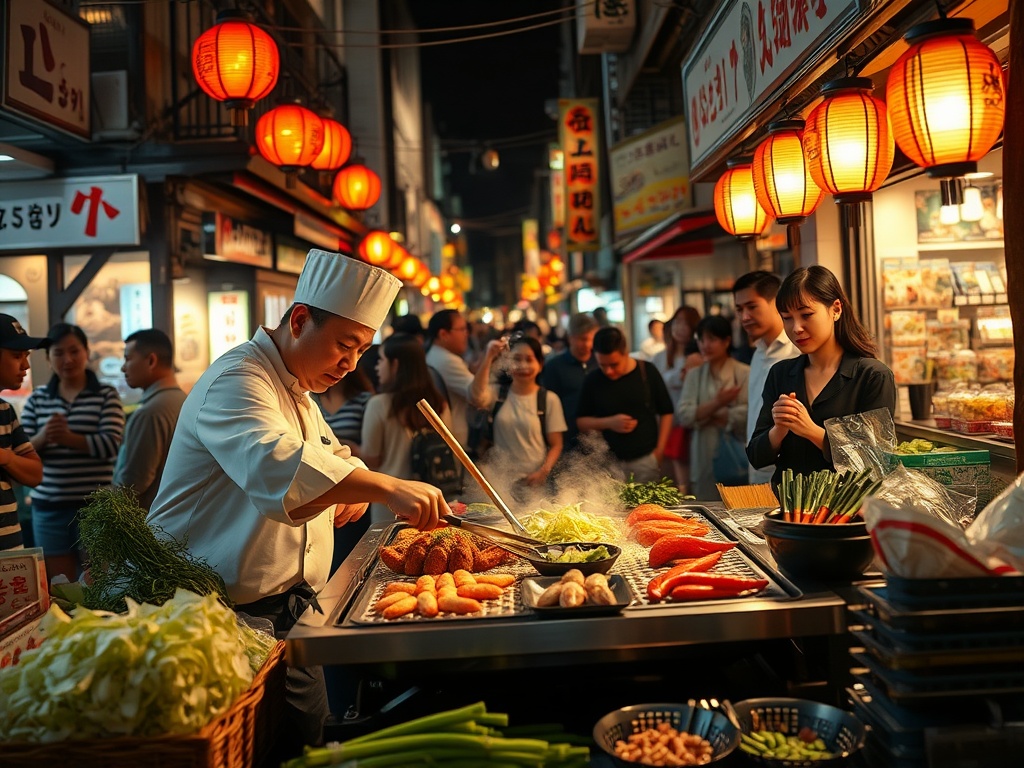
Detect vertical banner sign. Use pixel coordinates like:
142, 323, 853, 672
549, 146, 565, 229
560, 99, 601, 252
3, 0, 91, 139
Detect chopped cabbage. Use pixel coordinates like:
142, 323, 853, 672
0, 590, 267, 743
523, 503, 622, 544
547, 545, 613, 563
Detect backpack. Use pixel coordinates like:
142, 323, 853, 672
478, 384, 549, 457
409, 428, 463, 497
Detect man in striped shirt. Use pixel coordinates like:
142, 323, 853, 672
0, 315, 46, 551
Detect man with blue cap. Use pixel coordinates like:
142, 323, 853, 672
149, 250, 448, 747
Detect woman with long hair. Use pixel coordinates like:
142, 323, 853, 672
361, 334, 453, 523
469, 334, 566, 500
677, 315, 750, 500
747, 265, 896, 486
652, 306, 703, 493
21, 323, 125, 580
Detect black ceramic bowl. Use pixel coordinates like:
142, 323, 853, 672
761, 512, 874, 581
524, 542, 621, 577
593, 702, 740, 766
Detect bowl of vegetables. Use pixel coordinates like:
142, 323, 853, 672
732, 697, 865, 766
761, 513, 874, 581
524, 542, 621, 577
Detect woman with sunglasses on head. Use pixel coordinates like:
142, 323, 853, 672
747, 265, 896, 487
470, 333, 566, 498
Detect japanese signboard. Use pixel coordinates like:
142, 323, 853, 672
683, 0, 858, 171
610, 116, 692, 237
577, 0, 636, 54
0, 175, 140, 249
3, 0, 91, 139
208, 290, 250, 362
559, 99, 601, 252
207, 212, 273, 268
0, 548, 48, 637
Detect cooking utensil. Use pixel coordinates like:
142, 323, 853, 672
417, 398, 531, 537
441, 514, 545, 560
592, 702, 740, 766
731, 697, 865, 766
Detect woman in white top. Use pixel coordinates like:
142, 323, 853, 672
652, 306, 703, 493
469, 334, 566, 497
677, 315, 750, 501
361, 334, 453, 523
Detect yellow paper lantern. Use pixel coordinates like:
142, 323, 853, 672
358, 231, 397, 266
752, 120, 824, 224
713, 159, 772, 240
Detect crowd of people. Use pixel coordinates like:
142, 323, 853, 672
0, 253, 898, 747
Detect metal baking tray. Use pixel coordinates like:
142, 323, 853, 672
850, 627, 1024, 671
848, 685, 927, 759
856, 586, 1024, 633
850, 608, 1024, 654
852, 651, 1024, 703
884, 574, 1024, 610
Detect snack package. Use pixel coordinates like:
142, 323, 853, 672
873, 464, 976, 528
966, 474, 1024, 572
825, 407, 897, 478
864, 498, 1009, 578
888, 311, 927, 346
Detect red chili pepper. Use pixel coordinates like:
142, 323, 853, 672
661, 572, 768, 593
668, 585, 752, 601
648, 535, 736, 568
646, 551, 724, 600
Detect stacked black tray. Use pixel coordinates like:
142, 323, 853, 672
847, 575, 1024, 768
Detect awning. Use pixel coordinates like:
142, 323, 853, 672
619, 208, 725, 264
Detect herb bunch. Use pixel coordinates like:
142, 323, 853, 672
617, 475, 686, 508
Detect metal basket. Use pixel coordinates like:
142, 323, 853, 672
592, 702, 740, 766
731, 698, 865, 767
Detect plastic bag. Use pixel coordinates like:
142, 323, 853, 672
966, 473, 1024, 571
825, 407, 897, 477
873, 464, 976, 529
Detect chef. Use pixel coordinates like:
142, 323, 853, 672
148, 249, 446, 747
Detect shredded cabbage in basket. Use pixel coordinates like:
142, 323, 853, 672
523, 503, 622, 544
0, 589, 269, 743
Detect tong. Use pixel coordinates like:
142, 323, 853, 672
442, 515, 546, 560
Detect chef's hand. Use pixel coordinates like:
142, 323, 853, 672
386, 479, 447, 530
333, 502, 368, 528
771, 392, 815, 439
607, 413, 638, 433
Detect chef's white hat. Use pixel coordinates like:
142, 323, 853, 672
293, 249, 402, 330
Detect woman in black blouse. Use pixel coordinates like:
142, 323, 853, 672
747, 266, 896, 487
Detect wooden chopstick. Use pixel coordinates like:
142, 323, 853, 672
416, 399, 531, 537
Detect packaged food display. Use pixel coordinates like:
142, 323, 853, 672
992, 421, 1014, 439
883, 258, 922, 308
977, 347, 1014, 383
931, 389, 951, 416
918, 259, 954, 307
977, 313, 1013, 342
946, 387, 1013, 422
933, 349, 978, 385
889, 311, 927, 346
951, 262, 981, 298
890, 346, 928, 384
925, 319, 970, 352
949, 418, 993, 434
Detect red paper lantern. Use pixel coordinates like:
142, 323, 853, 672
255, 104, 324, 173
412, 263, 430, 289
192, 10, 279, 126
311, 118, 352, 172
752, 120, 824, 225
886, 18, 1005, 178
396, 256, 421, 283
713, 159, 772, 240
332, 164, 382, 210
803, 78, 895, 205
358, 231, 397, 266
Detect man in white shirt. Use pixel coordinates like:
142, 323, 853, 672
148, 250, 446, 748
733, 271, 800, 484
637, 318, 666, 361
425, 309, 474, 445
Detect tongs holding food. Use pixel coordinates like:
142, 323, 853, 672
416, 398, 532, 538
441, 515, 546, 560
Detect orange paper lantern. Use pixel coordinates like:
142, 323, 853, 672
255, 104, 324, 172
311, 118, 352, 172
803, 78, 895, 205
412, 263, 430, 288
886, 18, 1005, 178
396, 256, 421, 283
752, 120, 824, 225
713, 159, 772, 240
358, 230, 397, 266
333, 164, 381, 211
192, 10, 279, 126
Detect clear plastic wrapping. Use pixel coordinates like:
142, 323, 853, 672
966, 474, 1024, 571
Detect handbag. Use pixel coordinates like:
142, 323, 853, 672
713, 428, 749, 487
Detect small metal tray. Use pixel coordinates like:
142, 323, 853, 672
521, 575, 633, 618
850, 627, 1024, 671
884, 574, 1024, 610
851, 651, 1024, 703
848, 686, 926, 759
850, 608, 1024, 654
856, 586, 1024, 633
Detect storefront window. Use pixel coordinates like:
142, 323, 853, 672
64, 251, 151, 405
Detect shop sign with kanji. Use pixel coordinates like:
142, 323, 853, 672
559, 98, 602, 252
0, 175, 140, 250
682, 0, 858, 170
3, 0, 91, 139
610, 116, 691, 237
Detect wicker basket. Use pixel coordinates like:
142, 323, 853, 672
2, 641, 286, 768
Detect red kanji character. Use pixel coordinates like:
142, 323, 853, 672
569, 163, 593, 183
566, 107, 593, 134
773, 0, 792, 52
70, 186, 121, 237
571, 190, 594, 210
758, 1, 774, 74
729, 41, 740, 102
572, 216, 596, 238
813, 0, 827, 19
790, 0, 810, 34
714, 62, 724, 113
570, 138, 594, 158
691, 96, 701, 145
11, 576, 28, 595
